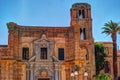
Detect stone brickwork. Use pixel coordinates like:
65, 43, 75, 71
102, 42, 113, 76
102, 42, 120, 79
0, 3, 95, 80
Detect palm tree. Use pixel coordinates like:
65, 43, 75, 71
102, 20, 120, 80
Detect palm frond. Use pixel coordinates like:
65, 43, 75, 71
102, 20, 119, 35
104, 23, 113, 29
101, 28, 112, 35
102, 31, 111, 36
110, 20, 118, 30
116, 26, 120, 34
102, 27, 112, 31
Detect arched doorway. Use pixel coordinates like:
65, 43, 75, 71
38, 78, 50, 80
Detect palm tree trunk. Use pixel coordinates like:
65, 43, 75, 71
112, 34, 118, 80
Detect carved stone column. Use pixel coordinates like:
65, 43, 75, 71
58, 70, 61, 80
30, 64, 34, 80
55, 69, 59, 80
55, 64, 59, 80
26, 69, 30, 80
26, 64, 30, 80
58, 65, 61, 80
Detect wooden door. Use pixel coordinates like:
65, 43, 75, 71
38, 78, 50, 80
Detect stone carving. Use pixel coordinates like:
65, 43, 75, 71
41, 70, 47, 77
80, 47, 88, 60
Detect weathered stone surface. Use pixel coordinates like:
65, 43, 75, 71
0, 3, 96, 80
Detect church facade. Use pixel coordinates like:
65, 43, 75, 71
0, 3, 95, 80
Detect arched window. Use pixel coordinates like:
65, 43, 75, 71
82, 9, 85, 18
41, 48, 47, 59
80, 28, 86, 40
84, 48, 89, 60
58, 48, 64, 60
22, 47, 29, 60
104, 61, 110, 73
105, 47, 109, 54
86, 53, 89, 60
78, 9, 85, 19
83, 28, 86, 39
80, 28, 84, 40
79, 10, 82, 19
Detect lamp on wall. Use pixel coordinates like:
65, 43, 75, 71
71, 71, 79, 80
71, 65, 79, 80
84, 71, 88, 80
71, 65, 89, 80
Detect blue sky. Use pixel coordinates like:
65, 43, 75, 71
0, 0, 120, 48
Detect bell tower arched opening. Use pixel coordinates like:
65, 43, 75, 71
78, 9, 85, 19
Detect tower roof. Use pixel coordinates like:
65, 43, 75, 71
72, 3, 90, 8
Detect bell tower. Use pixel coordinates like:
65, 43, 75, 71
70, 3, 93, 40
69, 3, 95, 80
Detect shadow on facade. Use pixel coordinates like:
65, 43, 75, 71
118, 76, 120, 80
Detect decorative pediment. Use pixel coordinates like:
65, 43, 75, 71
34, 34, 49, 43
34, 34, 54, 47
